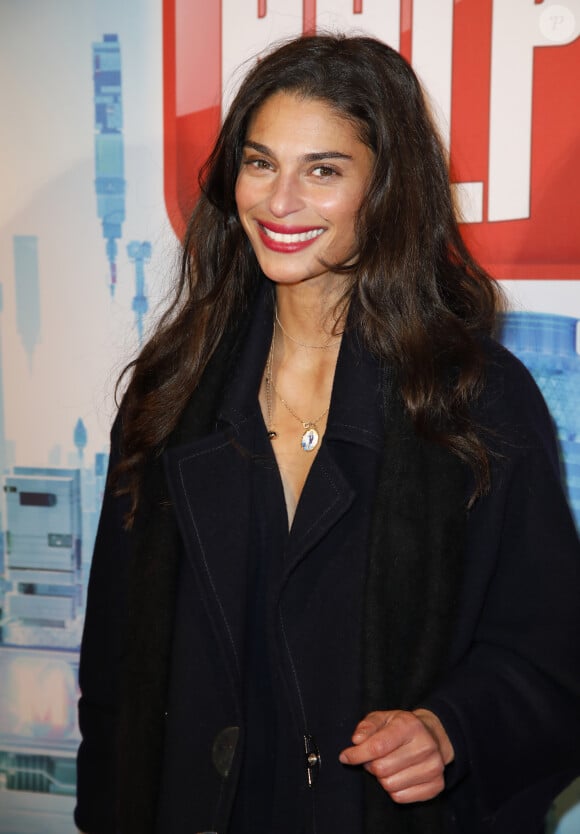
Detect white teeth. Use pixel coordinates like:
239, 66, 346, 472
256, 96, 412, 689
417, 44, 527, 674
261, 226, 324, 243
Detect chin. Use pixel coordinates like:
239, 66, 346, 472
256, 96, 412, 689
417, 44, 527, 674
255, 257, 317, 286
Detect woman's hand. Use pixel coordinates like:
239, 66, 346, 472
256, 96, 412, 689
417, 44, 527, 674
338, 708, 454, 803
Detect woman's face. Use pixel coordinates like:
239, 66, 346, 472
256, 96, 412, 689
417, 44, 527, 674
235, 92, 374, 289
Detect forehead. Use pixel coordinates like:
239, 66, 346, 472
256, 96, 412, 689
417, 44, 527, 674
245, 92, 366, 149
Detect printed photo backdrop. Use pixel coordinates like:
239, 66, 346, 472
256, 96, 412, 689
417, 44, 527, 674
0, 2, 579, 832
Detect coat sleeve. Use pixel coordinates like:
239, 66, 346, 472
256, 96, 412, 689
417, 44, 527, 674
74, 415, 130, 834
422, 347, 580, 832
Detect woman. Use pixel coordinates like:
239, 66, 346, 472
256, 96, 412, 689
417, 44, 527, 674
75, 34, 580, 834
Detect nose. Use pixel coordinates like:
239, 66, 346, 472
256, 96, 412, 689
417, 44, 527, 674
268, 171, 304, 218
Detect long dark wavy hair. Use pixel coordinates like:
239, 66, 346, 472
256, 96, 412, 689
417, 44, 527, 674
116, 34, 501, 526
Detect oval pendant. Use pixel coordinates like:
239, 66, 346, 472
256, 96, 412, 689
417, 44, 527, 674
301, 426, 319, 452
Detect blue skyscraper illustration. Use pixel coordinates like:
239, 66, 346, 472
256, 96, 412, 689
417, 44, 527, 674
499, 312, 580, 532
92, 34, 126, 297
73, 418, 87, 465
127, 240, 151, 345
13, 236, 41, 368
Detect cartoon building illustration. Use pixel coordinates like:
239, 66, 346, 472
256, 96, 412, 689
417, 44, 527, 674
499, 312, 580, 532
92, 34, 126, 297
2, 467, 82, 649
0, 447, 107, 818
0, 468, 83, 816
13, 237, 41, 369
0, 647, 80, 799
73, 420, 87, 466
127, 240, 151, 345
0, 285, 6, 578
0, 285, 6, 485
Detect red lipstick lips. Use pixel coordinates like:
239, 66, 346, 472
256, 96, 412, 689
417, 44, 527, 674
257, 221, 326, 253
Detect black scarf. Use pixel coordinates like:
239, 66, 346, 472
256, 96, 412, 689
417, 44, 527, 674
362, 371, 467, 833
117, 315, 467, 834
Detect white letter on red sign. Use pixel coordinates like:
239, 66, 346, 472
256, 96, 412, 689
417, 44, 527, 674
221, 0, 303, 114
315, 0, 401, 49
411, 0, 454, 146
411, 0, 483, 223
489, 0, 580, 221
222, 1, 401, 113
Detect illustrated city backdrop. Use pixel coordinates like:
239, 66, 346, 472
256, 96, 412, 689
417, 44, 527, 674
1, 22, 579, 834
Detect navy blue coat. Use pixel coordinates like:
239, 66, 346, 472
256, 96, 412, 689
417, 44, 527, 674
75, 296, 580, 834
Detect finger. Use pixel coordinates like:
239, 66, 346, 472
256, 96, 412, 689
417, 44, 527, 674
339, 726, 403, 766
339, 711, 420, 765
351, 710, 391, 743
365, 749, 444, 786
362, 738, 441, 781
339, 742, 372, 766
382, 771, 446, 804
339, 735, 393, 766
413, 708, 455, 765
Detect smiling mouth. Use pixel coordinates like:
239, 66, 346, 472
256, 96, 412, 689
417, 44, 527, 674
258, 223, 325, 244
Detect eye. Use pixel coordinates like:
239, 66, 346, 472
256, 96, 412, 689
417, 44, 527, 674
242, 156, 273, 172
311, 164, 339, 179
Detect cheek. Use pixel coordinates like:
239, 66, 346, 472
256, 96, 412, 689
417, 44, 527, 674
234, 176, 246, 215
320, 186, 364, 227
234, 182, 255, 239
331, 200, 361, 239
235, 172, 266, 215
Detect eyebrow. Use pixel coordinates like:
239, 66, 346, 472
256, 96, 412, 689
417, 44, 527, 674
243, 140, 353, 163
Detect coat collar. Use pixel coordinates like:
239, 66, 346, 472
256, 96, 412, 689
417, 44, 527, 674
161, 282, 376, 668
164, 283, 390, 614
216, 280, 273, 429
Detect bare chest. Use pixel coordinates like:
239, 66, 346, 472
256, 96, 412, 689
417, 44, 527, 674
259, 395, 328, 527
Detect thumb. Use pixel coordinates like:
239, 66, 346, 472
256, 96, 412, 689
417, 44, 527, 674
351, 711, 389, 743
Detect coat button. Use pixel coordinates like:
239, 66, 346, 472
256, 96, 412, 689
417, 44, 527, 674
303, 734, 321, 787
212, 725, 240, 778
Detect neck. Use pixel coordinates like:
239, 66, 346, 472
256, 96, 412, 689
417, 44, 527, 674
274, 280, 347, 351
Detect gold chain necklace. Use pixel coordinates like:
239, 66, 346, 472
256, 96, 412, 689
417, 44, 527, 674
265, 325, 330, 452
275, 308, 341, 350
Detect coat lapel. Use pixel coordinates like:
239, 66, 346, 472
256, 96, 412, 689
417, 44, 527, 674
162, 282, 273, 679
163, 426, 255, 680
281, 446, 355, 585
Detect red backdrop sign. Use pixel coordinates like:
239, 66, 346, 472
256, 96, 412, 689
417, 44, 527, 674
163, 0, 580, 279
